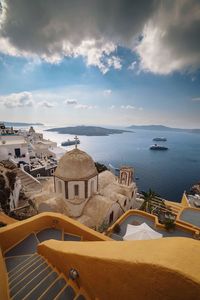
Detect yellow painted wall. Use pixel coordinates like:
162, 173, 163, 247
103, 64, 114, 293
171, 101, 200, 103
0, 212, 110, 253
38, 238, 200, 300
181, 192, 190, 207
0, 212, 17, 225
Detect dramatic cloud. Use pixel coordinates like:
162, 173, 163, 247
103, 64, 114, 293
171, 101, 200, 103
64, 99, 78, 105
0, 0, 200, 74
0, 0, 155, 73
0, 91, 34, 108
136, 1, 200, 74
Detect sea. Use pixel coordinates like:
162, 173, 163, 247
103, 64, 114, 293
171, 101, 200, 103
33, 126, 200, 202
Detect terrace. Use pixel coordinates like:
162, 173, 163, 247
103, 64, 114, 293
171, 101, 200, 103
107, 210, 198, 241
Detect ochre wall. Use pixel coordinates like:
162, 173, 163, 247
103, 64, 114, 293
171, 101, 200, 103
38, 238, 200, 300
0, 212, 17, 225
181, 192, 190, 207
0, 212, 110, 253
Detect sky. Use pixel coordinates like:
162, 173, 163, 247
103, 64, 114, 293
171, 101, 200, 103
0, 0, 200, 128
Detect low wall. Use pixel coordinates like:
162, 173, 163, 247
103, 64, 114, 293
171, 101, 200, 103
0, 212, 110, 253
38, 237, 200, 300
106, 209, 198, 237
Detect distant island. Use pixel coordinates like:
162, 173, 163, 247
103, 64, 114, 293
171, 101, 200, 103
46, 126, 131, 136
4, 121, 44, 127
127, 125, 200, 134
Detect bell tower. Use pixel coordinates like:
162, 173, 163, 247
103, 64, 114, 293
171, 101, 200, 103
119, 166, 133, 186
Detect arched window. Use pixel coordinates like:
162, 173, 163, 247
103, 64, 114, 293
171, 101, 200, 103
124, 199, 127, 207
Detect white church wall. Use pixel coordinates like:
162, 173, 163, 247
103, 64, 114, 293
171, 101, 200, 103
87, 176, 98, 197
68, 181, 85, 199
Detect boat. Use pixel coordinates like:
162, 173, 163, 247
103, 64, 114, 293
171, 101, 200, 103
150, 144, 168, 150
61, 139, 80, 146
153, 137, 167, 142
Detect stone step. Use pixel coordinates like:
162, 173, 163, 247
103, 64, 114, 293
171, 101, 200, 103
5, 233, 38, 257
56, 284, 76, 300
24, 271, 59, 300
10, 261, 49, 297
39, 277, 67, 300
36, 228, 62, 243
9, 254, 39, 279
9, 256, 44, 288
12, 266, 52, 300
5, 254, 32, 272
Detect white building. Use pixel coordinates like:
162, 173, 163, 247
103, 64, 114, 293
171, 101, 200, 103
0, 135, 30, 164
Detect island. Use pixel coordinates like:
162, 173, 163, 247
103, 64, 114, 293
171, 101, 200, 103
127, 125, 200, 134
46, 125, 132, 136
4, 121, 43, 127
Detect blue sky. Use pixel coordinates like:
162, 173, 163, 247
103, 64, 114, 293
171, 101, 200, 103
0, 0, 200, 128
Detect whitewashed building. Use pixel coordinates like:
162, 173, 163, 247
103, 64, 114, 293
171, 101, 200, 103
0, 135, 30, 164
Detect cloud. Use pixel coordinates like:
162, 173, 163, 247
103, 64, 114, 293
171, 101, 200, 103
64, 99, 78, 105
109, 105, 115, 110
74, 104, 97, 110
136, 1, 200, 74
0, 91, 34, 108
0, 0, 156, 73
0, 1, 200, 75
103, 89, 112, 96
128, 61, 137, 70
38, 101, 55, 108
121, 105, 135, 110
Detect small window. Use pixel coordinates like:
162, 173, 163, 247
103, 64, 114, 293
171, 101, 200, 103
124, 199, 127, 207
37, 173, 40, 177
74, 184, 79, 196
109, 211, 114, 224
132, 191, 134, 198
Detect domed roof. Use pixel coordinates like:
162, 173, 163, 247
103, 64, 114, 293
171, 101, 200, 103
55, 148, 98, 181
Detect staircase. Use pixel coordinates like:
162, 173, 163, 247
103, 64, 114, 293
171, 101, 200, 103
15, 168, 42, 192
4, 228, 87, 300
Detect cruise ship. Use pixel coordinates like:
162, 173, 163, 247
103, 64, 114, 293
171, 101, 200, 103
150, 144, 168, 150
61, 139, 80, 146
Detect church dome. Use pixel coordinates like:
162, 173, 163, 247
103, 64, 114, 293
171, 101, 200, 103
55, 148, 98, 181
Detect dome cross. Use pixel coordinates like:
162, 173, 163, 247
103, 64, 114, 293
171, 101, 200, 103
74, 135, 79, 149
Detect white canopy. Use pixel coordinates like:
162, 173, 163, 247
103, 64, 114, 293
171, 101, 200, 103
123, 223, 163, 241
